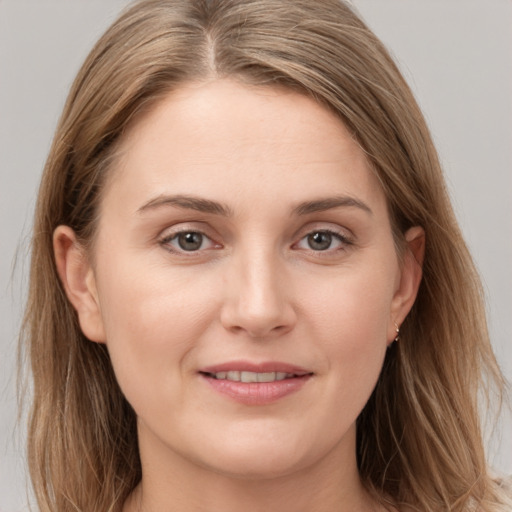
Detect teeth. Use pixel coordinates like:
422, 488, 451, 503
256, 372, 276, 383
212, 371, 295, 382
241, 371, 258, 383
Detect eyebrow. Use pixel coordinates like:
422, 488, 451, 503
137, 194, 233, 216
137, 194, 372, 217
293, 196, 373, 216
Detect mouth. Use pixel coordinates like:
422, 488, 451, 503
200, 370, 310, 383
198, 362, 313, 405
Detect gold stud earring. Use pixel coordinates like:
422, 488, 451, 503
393, 321, 400, 342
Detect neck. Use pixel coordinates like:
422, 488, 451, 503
124, 425, 381, 512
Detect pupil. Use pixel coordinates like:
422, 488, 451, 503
308, 232, 332, 251
178, 232, 203, 251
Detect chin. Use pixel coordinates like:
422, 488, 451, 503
200, 450, 309, 481
187, 427, 329, 481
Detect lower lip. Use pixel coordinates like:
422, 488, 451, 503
201, 374, 311, 405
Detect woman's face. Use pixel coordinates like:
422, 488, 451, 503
58, 80, 421, 480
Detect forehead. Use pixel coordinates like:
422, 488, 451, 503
103, 79, 386, 217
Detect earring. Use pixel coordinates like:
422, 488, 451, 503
393, 321, 400, 342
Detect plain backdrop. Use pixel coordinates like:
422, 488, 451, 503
1, 1, 511, 510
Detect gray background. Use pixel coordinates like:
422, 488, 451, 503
1, 1, 511, 510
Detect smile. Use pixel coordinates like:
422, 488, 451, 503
199, 362, 313, 405
205, 371, 298, 382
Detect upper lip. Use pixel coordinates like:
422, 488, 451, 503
199, 360, 312, 376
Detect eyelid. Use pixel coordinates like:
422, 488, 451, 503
294, 221, 354, 241
156, 222, 354, 255
292, 225, 354, 252
158, 224, 222, 254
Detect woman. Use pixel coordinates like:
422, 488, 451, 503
21, 0, 510, 511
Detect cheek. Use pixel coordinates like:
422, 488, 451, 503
299, 263, 395, 399
303, 263, 395, 345
93, 255, 222, 400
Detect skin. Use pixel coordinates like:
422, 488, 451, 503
54, 80, 424, 512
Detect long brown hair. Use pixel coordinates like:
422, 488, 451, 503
21, 0, 510, 510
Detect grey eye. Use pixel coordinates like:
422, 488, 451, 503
161, 229, 219, 254
307, 232, 333, 251
176, 232, 204, 251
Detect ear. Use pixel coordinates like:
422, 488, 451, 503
388, 226, 425, 343
53, 225, 106, 343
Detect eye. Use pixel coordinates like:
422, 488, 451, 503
295, 230, 350, 252
161, 230, 217, 252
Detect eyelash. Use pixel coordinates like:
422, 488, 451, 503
158, 228, 353, 255
293, 229, 352, 253
159, 229, 220, 254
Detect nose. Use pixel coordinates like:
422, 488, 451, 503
220, 248, 297, 339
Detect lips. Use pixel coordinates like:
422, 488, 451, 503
206, 370, 298, 383
199, 361, 313, 405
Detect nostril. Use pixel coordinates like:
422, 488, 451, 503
219, 275, 297, 337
